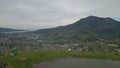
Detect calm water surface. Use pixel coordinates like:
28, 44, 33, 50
35, 58, 120, 68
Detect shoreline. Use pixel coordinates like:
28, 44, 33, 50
2, 50, 120, 68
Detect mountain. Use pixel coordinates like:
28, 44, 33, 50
0, 27, 24, 33
35, 16, 120, 43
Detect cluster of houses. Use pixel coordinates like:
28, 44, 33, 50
0, 33, 120, 57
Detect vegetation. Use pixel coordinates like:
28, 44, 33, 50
35, 16, 120, 44
0, 50, 120, 68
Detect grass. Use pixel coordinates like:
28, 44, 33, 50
1, 50, 120, 68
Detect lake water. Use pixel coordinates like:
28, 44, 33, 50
34, 58, 120, 68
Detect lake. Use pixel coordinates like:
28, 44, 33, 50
34, 58, 120, 68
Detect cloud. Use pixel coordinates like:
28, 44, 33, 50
0, 0, 120, 30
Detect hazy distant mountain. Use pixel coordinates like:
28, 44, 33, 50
35, 16, 120, 43
0, 28, 24, 33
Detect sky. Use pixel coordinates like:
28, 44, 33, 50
0, 0, 120, 30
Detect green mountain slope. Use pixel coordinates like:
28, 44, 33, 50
35, 16, 120, 43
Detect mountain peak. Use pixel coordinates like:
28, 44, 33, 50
77, 16, 103, 23
79, 16, 102, 21
84, 15, 104, 20
78, 15, 118, 23
87, 15, 99, 18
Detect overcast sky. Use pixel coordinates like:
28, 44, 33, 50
0, 0, 120, 30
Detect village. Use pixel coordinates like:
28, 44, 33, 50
0, 32, 120, 57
